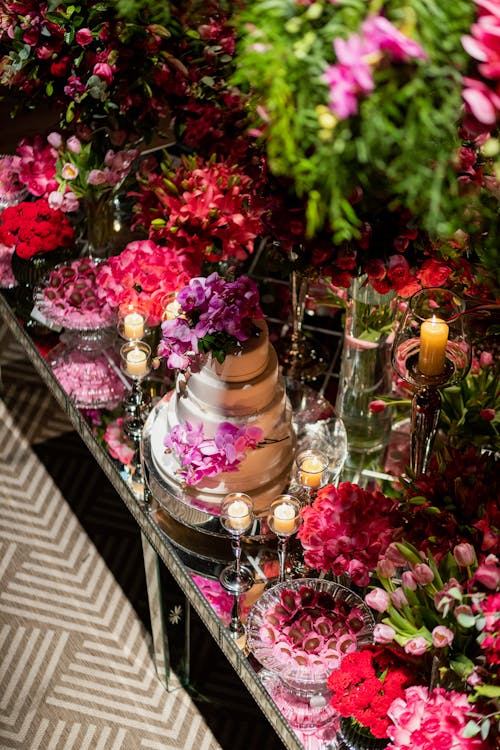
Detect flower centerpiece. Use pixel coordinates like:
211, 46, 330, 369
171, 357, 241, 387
230, 0, 500, 299
157, 271, 264, 369
95, 238, 202, 327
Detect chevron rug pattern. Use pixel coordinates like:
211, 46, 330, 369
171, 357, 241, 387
0, 342, 221, 749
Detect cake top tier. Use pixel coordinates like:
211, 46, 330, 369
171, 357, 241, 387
158, 272, 264, 371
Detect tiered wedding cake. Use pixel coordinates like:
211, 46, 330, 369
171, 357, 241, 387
149, 274, 294, 512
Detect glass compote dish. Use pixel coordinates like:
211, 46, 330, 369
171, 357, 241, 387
391, 287, 471, 476
34, 258, 127, 409
246, 579, 375, 731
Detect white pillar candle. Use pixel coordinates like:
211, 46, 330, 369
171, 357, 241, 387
227, 500, 251, 530
123, 311, 145, 339
418, 315, 449, 376
273, 502, 297, 534
125, 347, 148, 377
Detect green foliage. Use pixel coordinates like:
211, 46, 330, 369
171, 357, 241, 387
232, 0, 480, 244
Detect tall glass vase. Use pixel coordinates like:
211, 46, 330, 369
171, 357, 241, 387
335, 276, 395, 454
278, 268, 327, 382
84, 191, 117, 259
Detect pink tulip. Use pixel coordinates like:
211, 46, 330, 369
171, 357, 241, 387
453, 543, 476, 567
404, 636, 429, 656
391, 587, 409, 609
373, 623, 396, 644
365, 587, 390, 613
413, 563, 434, 585
401, 571, 417, 590
432, 626, 454, 648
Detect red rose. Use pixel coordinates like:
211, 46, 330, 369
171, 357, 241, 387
50, 57, 71, 77
417, 258, 452, 287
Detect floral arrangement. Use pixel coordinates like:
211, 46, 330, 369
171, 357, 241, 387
158, 272, 264, 369
131, 153, 265, 264
0, 154, 26, 204
231, 0, 500, 293
327, 647, 415, 739
0, 0, 179, 143
95, 239, 202, 326
38, 257, 115, 329
297, 482, 400, 587
0, 198, 75, 259
254, 583, 369, 673
46, 131, 138, 210
164, 420, 264, 486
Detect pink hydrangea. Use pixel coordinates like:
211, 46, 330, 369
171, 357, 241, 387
387, 686, 483, 749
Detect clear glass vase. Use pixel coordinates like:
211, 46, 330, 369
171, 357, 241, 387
335, 276, 395, 454
84, 191, 118, 259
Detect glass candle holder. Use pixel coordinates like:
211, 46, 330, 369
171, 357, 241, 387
219, 493, 255, 595
392, 287, 471, 476
267, 495, 302, 583
294, 449, 329, 494
117, 303, 148, 341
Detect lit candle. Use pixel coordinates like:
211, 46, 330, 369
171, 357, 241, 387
125, 347, 148, 377
273, 502, 297, 534
227, 500, 251, 531
300, 454, 327, 489
164, 299, 180, 320
123, 311, 145, 339
418, 316, 449, 376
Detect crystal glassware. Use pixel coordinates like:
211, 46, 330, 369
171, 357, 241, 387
219, 493, 255, 594
120, 340, 152, 493
293, 448, 329, 501
117, 303, 149, 341
267, 495, 302, 583
391, 287, 471, 476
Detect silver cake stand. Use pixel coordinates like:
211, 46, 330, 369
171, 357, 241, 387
141, 378, 346, 571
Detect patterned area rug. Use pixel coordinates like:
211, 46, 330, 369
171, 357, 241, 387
0, 326, 288, 750
0, 337, 221, 750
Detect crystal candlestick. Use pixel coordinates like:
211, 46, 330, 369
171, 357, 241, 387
120, 341, 152, 492
392, 288, 471, 476
219, 493, 255, 639
267, 495, 302, 583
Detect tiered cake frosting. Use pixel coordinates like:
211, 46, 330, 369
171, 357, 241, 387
151, 319, 294, 511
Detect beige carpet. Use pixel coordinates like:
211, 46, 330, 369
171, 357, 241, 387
0, 330, 221, 750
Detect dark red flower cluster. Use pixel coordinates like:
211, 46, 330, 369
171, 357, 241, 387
401, 445, 500, 560
326, 647, 414, 738
0, 199, 75, 259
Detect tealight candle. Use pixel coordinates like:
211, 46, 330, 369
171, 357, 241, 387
273, 502, 297, 534
125, 347, 148, 377
418, 315, 449, 377
227, 499, 251, 531
299, 454, 327, 489
164, 299, 180, 320
123, 311, 145, 339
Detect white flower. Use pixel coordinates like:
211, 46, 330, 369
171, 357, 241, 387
168, 605, 183, 625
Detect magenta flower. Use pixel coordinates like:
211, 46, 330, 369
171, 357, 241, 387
164, 421, 265, 485
387, 686, 483, 749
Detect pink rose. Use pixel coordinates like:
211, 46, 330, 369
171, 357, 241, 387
76, 28, 93, 46
404, 636, 429, 656
373, 623, 396, 644
365, 587, 390, 613
431, 626, 454, 648
93, 62, 113, 85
